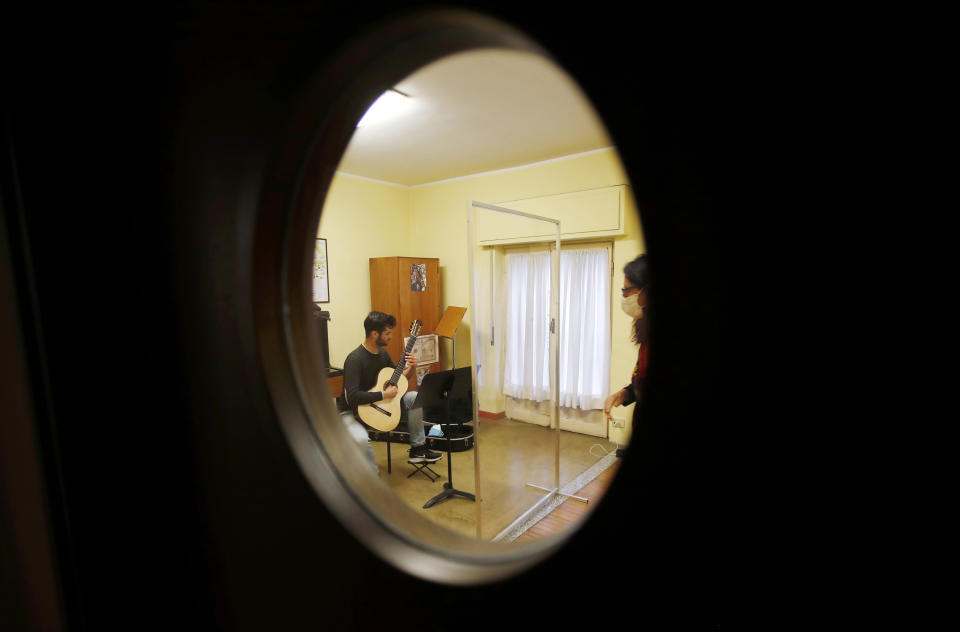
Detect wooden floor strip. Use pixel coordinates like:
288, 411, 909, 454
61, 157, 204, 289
514, 461, 620, 543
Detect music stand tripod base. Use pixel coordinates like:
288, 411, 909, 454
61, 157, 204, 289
423, 479, 475, 508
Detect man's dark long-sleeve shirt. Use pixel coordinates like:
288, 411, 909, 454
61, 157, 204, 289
339, 344, 394, 414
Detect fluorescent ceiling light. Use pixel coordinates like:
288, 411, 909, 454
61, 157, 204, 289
357, 89, 412, 127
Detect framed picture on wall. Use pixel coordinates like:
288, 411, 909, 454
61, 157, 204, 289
404, 333, 438, 365
313, 238, 329, 303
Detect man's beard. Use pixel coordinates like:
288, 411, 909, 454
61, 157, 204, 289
375, 335, 389, 347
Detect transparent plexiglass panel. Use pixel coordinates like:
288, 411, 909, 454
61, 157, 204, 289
467, 201, 562, 540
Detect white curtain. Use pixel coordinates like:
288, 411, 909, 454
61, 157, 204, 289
558, 248, 610, 409
502, 250, 552, 402
503, 247, 610, 409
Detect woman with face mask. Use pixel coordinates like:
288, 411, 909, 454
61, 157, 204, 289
603, 255, 649, 446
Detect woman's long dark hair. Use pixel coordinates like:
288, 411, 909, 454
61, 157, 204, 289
624, 255, 649, 345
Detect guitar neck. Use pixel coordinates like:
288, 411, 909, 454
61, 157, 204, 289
389, 332, 419, 384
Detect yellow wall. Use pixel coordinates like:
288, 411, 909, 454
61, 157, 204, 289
318, 148, 645, 443
316, 173, 411, 368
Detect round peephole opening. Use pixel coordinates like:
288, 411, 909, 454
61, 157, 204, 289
257, 10, 646, 586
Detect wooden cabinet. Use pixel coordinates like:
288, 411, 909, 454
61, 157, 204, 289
369, 257, 442, 385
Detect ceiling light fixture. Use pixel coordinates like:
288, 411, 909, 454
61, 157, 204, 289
356, 89, 412, 128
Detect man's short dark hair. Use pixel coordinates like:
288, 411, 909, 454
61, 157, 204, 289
364, 310, 396, 337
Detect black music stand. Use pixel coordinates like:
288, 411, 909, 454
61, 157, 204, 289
411, 367, 476, 508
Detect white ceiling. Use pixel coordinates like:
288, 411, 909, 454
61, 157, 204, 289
335, 49, 614, 187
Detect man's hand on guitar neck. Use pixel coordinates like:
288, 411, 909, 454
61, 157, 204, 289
382, 384, 399, 400
402, 352, 418, 379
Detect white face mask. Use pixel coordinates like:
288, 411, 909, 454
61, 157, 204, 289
620, 293, 644, 319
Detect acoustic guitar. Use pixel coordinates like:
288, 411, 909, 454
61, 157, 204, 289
357, 319, 422, 432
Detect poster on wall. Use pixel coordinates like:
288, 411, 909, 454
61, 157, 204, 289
410, 263, 426, 292
313, 238, 329, 303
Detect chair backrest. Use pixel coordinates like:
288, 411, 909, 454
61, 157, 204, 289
329, 373, 344, 398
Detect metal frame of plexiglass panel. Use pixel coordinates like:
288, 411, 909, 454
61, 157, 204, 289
467, 200, 562, 540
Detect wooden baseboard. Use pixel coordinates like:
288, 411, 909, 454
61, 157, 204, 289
478, 410, 505, 420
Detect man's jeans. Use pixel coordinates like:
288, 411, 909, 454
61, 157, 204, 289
341, 391, 425, 473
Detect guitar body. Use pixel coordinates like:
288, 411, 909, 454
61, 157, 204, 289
357, 369, 409, 432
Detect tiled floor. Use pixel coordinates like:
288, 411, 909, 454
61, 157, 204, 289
370, 417, 620, 541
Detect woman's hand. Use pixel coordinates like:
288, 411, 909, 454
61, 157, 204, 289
604, 389, 626, 421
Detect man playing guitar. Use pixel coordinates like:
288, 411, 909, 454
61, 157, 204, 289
338, 311, 442, 473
